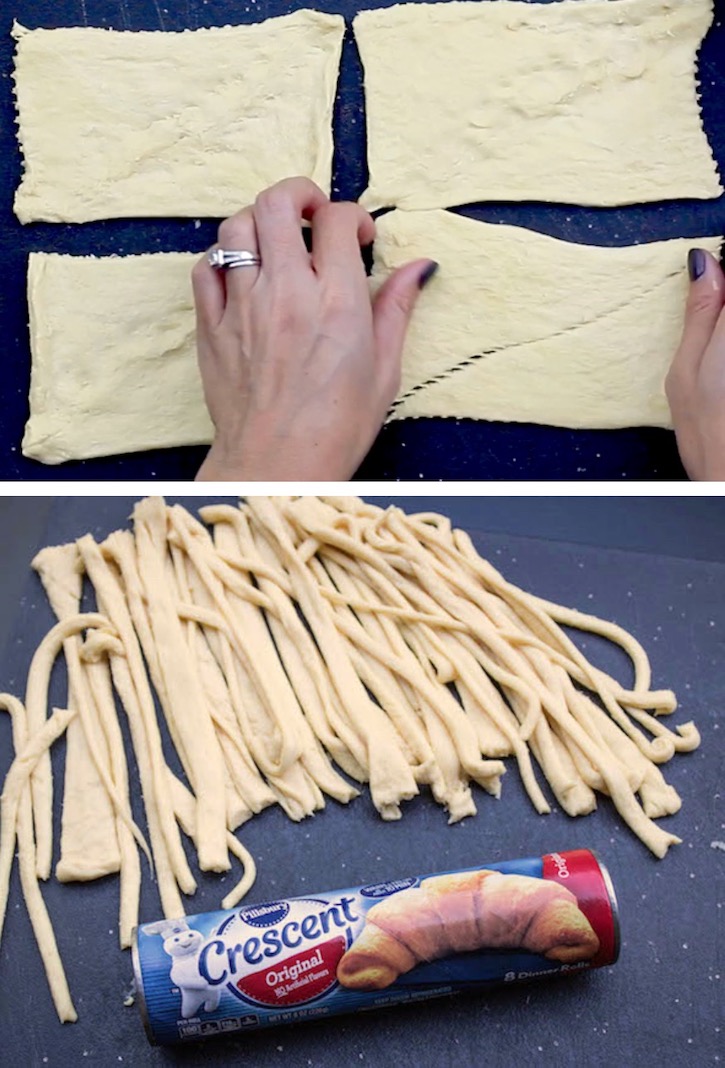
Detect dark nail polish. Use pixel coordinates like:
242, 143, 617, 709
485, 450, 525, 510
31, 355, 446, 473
418, 261, 439, 289
688, 248, 707, 281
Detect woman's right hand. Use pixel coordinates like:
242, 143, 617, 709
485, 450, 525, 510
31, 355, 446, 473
666, 248, 725, 480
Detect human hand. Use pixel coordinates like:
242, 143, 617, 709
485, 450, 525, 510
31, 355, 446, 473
193, 176, 437, 481
666, 248, 725, 481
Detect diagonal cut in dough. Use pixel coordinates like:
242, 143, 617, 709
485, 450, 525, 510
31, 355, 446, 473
12, 12, 345, 223
355, 0, 722, 211
372, 209, 723, 428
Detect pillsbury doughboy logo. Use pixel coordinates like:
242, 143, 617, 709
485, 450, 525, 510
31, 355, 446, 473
143, 918, 223, 1019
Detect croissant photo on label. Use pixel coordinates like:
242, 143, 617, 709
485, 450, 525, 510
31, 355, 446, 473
336, 869, 600, 991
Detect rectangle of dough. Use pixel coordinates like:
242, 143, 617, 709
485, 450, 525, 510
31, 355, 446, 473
355, 0, 722, 211
23, 252, 208, 463
372, 210, 723, 429
13, 12, 344, 223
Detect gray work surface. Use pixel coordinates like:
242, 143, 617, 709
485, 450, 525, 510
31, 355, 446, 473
0, 497, 722, 1067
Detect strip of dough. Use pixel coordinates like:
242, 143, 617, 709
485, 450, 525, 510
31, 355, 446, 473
13, 13, 345, 222
131, 498, 228, 873
245, 498, 421, 820
170, 510, 329, 821
0, 698, 78, 1022
207, 517, 357, 806
372, 211, 723, 428
23, 252, 206, 464
32, 546, 121, 883
76, 535, 193, 913
355, 0, 721, 211
23, 612, 121, 880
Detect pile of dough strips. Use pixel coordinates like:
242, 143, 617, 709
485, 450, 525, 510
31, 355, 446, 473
0, 497, 699, 1023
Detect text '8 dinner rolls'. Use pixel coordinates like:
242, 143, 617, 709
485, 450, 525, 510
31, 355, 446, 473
336, 869, 600, 990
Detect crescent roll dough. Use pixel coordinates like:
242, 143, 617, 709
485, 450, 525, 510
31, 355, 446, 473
12, 12, 344, 223
22, 252, 208, 464
372, 210, 723, 429
356, 0, 721, 211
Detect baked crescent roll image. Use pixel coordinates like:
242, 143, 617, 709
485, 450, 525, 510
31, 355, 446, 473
336, 870, 600, 990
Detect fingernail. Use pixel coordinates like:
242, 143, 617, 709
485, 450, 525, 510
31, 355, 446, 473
688, 248, 707, 281
418, 261, 439, 289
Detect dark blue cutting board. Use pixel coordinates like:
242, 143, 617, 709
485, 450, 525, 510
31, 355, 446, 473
0, 497, 722, 1065
1, 0, 725, 480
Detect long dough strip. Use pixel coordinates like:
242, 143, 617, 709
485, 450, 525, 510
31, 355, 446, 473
165, 540, 246, 832
181, 555, 287, 803
238, 505, 372, 785
23, 611, 126, 879
310, 554, 438, 772
336, 506, 681, 854
357, 515, 614, 773
390, 542, 679, 850
165, 772, 257, 910
210, 518, 357, 805
312, 553, 504, 793
308, 521, 552, 778
104, 530, 191, 778
311, 533, 550, 812
245, 498, 420, 820
319, 587, 469, 631
132, 498, 229, 872
545, 728, 598, 815
448, 531, 685, 766
554, 679, 681, 818
286, 502, 504, 786
114, 529, 259, 829
311, 559, 505, 793
454, 681, 515, 758
551, 666, 635, 792
101, 646, 186, 919
168, 506, 299, 775
76, 535, 195, 899
168, 540, 253, 829
414, 524, 683, 762
317, 548, 502, 819
235, 514, 370, 779
285, 501, 550, 745
383, 515, 654, 699
451, 522, 655, 692
173, 543, 327, 828
79, 637, 142, 947
172, 528, 328, 822
32, 545, 122, 883
107, 530, 251, 828
496, 628, 677, 715
0, 698, 77, 1021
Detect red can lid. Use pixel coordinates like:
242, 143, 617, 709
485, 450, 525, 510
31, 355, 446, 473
542, 849, 620, 968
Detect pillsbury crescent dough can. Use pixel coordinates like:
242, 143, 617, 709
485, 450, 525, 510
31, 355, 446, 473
132, 848, 619, 1045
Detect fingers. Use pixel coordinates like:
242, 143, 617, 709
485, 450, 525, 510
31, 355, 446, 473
372, 258, 439, 388
191, 254, 226, 333
668, 249, 725, 388
254, 176, 329, 274
216, 206, 260, 305
310, 202, 376, 284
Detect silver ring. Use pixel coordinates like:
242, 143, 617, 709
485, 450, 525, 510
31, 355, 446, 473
208, 248, 262, 270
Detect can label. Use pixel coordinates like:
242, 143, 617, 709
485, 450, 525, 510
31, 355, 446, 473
133, 849, 618, 1044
